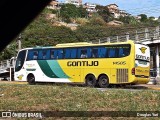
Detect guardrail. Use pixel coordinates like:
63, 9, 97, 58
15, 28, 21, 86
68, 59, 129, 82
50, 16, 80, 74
0, 57, 16, 81
90, 26, 160, 44
0, 58, 15, 72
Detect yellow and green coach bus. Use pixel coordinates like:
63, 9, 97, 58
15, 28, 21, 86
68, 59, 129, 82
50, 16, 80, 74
14, 40, 150, 88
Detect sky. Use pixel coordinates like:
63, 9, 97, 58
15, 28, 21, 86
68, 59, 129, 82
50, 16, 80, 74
60, 0, 160, 17
83, 0, 160, 17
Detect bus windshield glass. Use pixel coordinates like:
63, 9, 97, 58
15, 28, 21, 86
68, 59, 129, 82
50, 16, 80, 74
15, 50, 26, 72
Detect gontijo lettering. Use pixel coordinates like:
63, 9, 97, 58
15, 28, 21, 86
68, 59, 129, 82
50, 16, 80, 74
136, 54, 150, 61
67, 61, 99, 66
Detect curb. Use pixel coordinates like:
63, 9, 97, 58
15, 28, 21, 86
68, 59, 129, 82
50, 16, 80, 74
0, 81, 28, 84
147, 87, 160, 90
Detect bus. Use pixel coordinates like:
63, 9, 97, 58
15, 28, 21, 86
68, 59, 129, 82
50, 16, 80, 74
14, 40, 150, 88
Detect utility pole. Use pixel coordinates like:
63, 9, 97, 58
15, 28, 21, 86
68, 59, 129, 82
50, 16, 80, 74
18, 34, 22, 51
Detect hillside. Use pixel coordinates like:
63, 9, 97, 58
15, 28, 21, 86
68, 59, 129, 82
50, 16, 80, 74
0, 7, 159, 60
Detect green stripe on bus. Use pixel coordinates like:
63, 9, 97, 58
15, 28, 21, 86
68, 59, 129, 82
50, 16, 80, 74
47, 60, 70, 78
37, 60, 58, 78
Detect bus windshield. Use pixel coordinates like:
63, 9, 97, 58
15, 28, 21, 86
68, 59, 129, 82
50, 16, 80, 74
15, 50, 26, 72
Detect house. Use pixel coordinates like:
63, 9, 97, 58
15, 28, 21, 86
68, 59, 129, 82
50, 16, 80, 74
47, 0, 59, 10
106, 4, 120, 18
106, 4, 129, 18
84, 2, 97, 17
119, 10, 130, 17
65, 0, 82, 7
84, 2, 97, 12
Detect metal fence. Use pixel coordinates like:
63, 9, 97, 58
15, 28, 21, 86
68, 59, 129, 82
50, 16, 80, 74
0, 58, 16, 73
90, 26, 160, 44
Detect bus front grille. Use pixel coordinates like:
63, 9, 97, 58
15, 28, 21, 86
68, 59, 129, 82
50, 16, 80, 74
116, 69, 128, 83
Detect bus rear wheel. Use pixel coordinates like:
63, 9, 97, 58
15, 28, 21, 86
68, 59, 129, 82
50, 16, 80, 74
27, 74, 35, 85
98, 75, 109, 88
85, 74, 96, 87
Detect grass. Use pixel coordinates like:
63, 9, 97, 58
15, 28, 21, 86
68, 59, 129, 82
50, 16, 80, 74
0, 83, 160, 119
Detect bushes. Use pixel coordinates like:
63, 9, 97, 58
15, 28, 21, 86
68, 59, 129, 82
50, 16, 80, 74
75, 18, 89, 25
88, 14, 106, 26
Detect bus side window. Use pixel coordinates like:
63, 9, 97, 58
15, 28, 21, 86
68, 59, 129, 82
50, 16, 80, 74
41, 49, 50, 59
98, 47, 107, 58
92, 48, 98, 58
71, 48, 77, 58
118, 48, 124, 57
33, 51, 38, 60
50, 50, 55, 59
108, 48, 116, 58
123, 48, 130, 56
27, 50, 34, 60
87, 47, 91, 58
37, 50, 42, 59
80, 49, 87, 58
42, 51, 46, 59
64, 48, 71, 59
118, 47, 130, 57
46, 49, 50, 59
57, 49, 63, 59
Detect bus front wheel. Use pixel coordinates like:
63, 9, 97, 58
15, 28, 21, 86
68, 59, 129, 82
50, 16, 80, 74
98, 75, 109, 88
27, 74, 35, 85
85, 74, 96, 87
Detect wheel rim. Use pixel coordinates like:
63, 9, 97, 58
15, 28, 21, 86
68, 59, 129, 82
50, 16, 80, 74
88, 77, 94, 84
28, 75, 35, 84
101, 78, 107, 85
98, 75, 109, 88
30, 76, 34, 82
86, 75, 96, 87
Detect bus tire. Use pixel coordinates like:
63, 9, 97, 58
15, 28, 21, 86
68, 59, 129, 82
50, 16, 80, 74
98, 75, 109, 88
27, 74, 35, 85
85, 74, 96, 87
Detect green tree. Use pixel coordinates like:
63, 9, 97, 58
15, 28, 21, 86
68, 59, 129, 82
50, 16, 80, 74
60, 4, 87, 23
60, 4, 80, 23
0, 43, 17, 60
139, 14, 148, 22
149, 16, 155, 20
77, 5, 87, 18
96, 5, 111, 22
118, 16, 138, 25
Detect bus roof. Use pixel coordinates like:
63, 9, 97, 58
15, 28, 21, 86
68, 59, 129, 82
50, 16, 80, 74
19, 40, 135, 51
55, 40, 135, 47
56, 42, 93, 47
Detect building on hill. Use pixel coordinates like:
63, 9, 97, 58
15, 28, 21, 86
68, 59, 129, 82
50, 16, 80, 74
119, 10, 131, 17
84, 2, 97, 17
47, 0, 59, 10
65, 0, 82, 6
106, 4, 119, 18
106, 4, 130, 18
